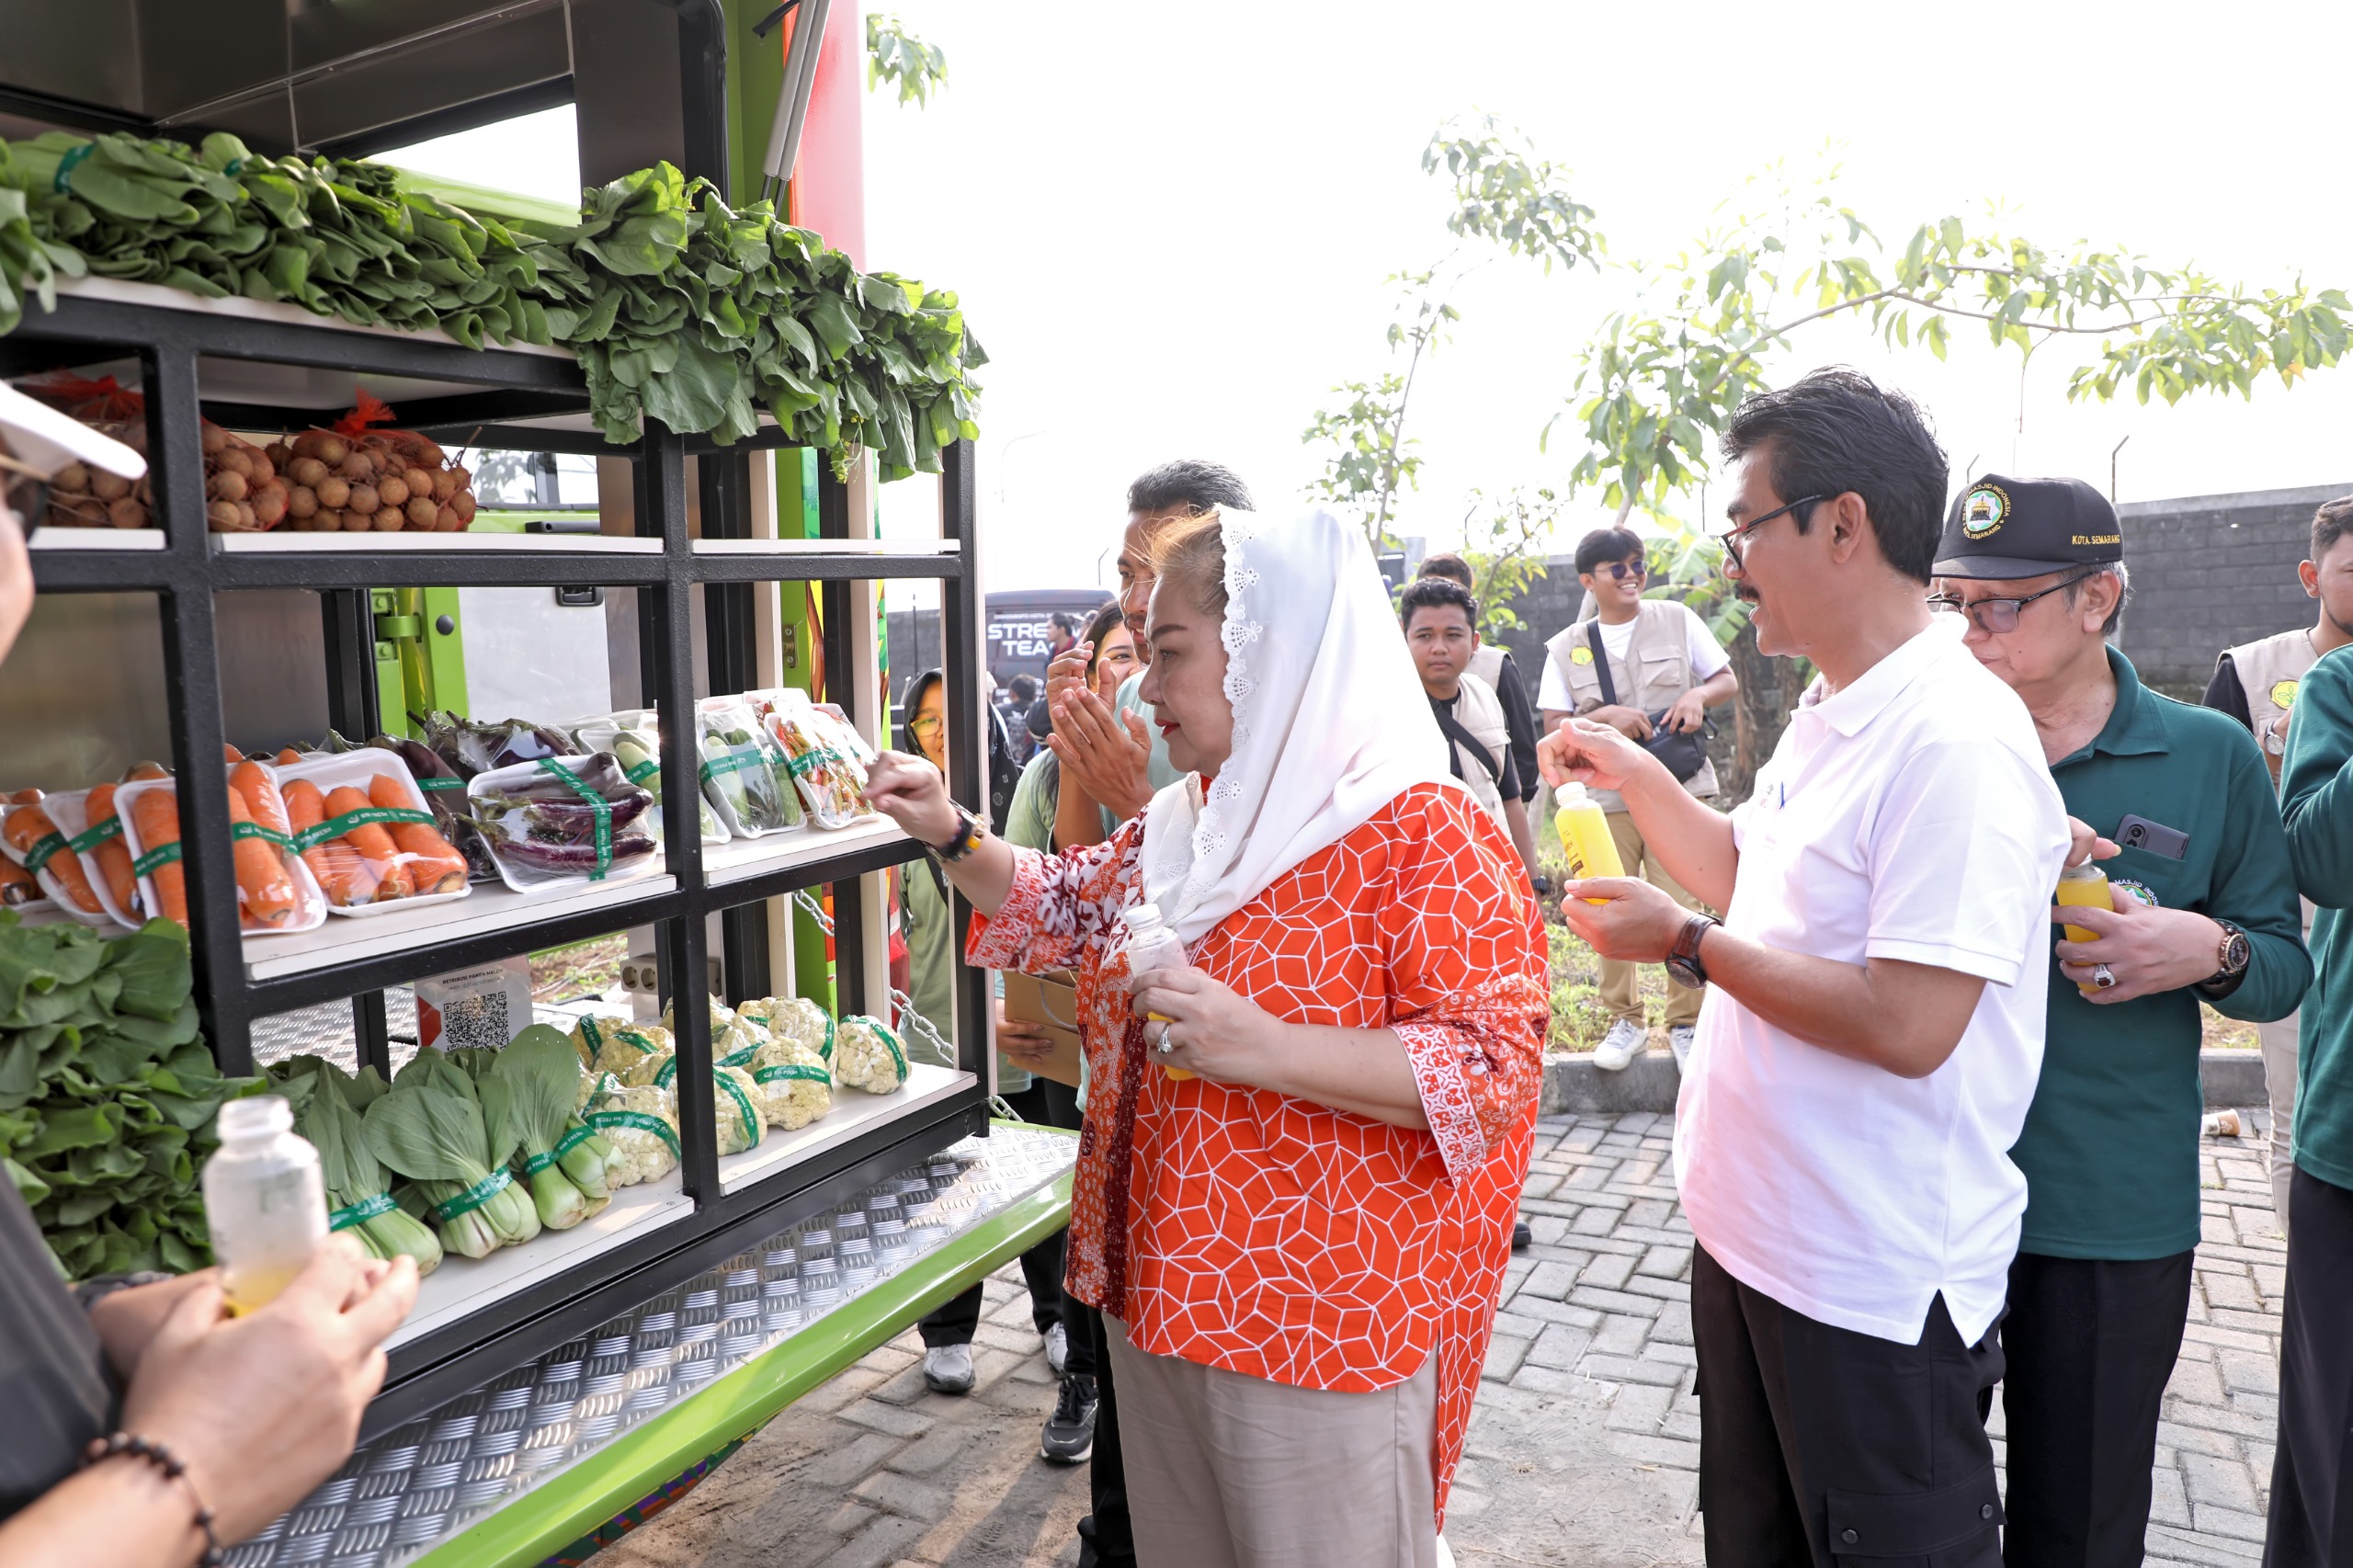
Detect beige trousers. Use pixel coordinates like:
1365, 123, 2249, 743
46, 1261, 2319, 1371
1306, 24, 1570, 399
2259, 1012, 2300, 1236
1106, 1318, 1439, 1568
1601, 810, 1705, 1028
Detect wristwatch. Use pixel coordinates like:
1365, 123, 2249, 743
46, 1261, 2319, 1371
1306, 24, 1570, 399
1665, 913, 1721, 990
930, 804, 985, 864
2195, 917, 2252, 998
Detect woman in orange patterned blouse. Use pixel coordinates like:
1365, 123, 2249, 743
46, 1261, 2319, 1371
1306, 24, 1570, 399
864, 507, 1548, 1568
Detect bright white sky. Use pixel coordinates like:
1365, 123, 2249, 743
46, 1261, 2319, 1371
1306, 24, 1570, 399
388, 2, 2353, 597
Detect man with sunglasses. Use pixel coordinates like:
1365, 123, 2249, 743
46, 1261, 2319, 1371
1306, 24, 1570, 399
1932, 474, 2307, 1568
1539, 527, 1737, 1071
1540, 370, 2070, 1568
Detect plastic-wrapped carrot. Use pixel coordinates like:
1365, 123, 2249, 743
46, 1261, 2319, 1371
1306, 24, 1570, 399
366, 773, 466, 893
5, 802, 103, 916
83, 783, 142, 920
284, 778, 377, 908
222, 744, 244, 764
0, 857, 38, 906
323, 784, 415, 900
122, 762, 168, 782
229, 760, 293, 842
274, 748, 302, 766
131, 788, 187, 927
226, 788, 299, 928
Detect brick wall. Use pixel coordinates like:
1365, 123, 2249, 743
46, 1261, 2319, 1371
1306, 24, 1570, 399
2115, 483, 2349, 699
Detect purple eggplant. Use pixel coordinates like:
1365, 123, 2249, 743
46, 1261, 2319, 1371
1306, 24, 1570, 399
471, 818, 658, 874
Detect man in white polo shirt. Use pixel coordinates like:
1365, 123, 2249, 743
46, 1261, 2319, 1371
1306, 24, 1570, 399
1540, 369, 2068, 1567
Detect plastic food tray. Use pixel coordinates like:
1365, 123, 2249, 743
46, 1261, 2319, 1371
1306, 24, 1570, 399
28, 788, 131, 927
275, 751, 473, 918
465, 756, 663, 894
115, 766, 329, 938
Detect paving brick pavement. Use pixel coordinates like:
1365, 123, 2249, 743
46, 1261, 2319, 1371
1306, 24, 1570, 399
603, 1108, 2288, 1567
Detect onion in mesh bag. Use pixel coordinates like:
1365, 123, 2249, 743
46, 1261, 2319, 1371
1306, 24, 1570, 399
834, 1015, 910, 1094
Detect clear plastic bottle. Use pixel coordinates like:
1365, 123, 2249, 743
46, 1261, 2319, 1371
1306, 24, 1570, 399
1122, 903, 1195, 1081
202, 1095, 328, 1314
2055, 861, 2115, 996
1553, 782, 1626, 903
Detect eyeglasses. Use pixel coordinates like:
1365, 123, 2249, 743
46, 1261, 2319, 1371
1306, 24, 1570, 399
1717, 494, 1824, 572
1927, 569, 2098, 633
1594, 560, 1646, 583
907, 714, 943, 736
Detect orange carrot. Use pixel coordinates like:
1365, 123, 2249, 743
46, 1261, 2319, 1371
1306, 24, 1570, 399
274, 748, 302, 766
130, 788, 187, 927
226, 789, 298, 928
229, 760, 291, 841
0, 857, 38, 907
84, 783, 141, 920
122, 762, 168, 782
2, 789, 41, 806
5, 803, 102, 916
367, 773, 466, 893
324, 784, 414, 900
222, 744, 244, 765
284, 779, 376, 908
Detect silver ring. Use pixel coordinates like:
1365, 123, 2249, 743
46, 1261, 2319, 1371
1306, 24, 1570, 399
2091, 963, 2117, 990
1156, 1022, 1175, 1055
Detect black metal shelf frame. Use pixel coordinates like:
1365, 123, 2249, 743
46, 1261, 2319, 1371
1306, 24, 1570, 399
13, 291, 993, 1432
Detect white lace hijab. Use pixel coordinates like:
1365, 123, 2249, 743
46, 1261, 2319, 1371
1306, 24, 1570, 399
1138, 508, 1462, 947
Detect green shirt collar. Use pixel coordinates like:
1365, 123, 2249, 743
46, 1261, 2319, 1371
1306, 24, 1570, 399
2053, 646, 2168, 767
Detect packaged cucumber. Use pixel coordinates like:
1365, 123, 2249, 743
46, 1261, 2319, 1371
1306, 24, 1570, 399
696, 696, 797, 836
569, 710, 725, 845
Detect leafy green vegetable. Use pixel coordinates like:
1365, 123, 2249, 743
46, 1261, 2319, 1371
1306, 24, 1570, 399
0, 913, 260, 1279
489, 1025, 597, 1229
284, 1067, 442, 1275
363, 1047, 539, 1258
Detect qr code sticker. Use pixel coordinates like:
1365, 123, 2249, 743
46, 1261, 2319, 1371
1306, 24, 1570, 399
435, 991, 511, 1051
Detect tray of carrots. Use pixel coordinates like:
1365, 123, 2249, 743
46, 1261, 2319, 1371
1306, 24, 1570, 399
114, 756, 329, 937
270, 750, 471, 916
9, 771, 165, 929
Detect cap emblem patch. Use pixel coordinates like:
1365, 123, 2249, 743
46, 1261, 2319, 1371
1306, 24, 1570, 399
1961, 483, 2010, 540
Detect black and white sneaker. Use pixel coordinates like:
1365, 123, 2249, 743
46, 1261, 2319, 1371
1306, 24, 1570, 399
1040, 1372, 1097, 1464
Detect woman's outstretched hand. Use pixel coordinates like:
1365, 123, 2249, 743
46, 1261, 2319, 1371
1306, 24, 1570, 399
864, 750, 961, 845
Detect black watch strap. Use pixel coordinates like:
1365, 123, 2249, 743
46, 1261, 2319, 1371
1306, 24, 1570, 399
932, 805, 984, 863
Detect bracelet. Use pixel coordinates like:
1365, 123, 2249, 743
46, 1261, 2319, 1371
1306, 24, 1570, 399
81, 1431, 222, 1567
932, 805, 984, 863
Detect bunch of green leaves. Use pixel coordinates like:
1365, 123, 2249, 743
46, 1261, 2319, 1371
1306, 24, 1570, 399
0, 914, 260, 1280
867, 14, 949, 107
487, 1025, 598, 1230
0, 131, 560, 350
269, 1062, 441, 1275
1449, 486, 1560, 639
362, 1047, 540, 1258
523, 163, 983, 472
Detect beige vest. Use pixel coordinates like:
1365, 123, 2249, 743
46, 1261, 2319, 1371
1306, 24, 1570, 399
2224, 627, 2319, 787
1440, 672, 1511, 827
1543, 599, 1718, 812
1467, 643, 1506, 691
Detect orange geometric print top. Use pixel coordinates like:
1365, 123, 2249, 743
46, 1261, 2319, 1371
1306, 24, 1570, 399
969, 780, 1547, 1508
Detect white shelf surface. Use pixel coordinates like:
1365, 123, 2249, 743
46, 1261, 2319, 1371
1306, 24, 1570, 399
28, 527, 165, 551
385, 1173, 694, 1351
219, 530, 659, 554
702, 815, 908, 888
691, 537, 956, 556
54, 275, 575, 360
244, 869, 675, 983
719, 1063, 973, 1196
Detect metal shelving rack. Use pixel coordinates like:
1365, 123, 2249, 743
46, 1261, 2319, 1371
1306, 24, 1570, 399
16, 287, 995, 1437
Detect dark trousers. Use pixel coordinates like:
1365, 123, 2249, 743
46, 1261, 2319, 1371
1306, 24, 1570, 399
2000, 1249, 2194, 1568
1692, 1244, 2006, 1568
1075, 1296, 1133, 1567
917, 1077, 1089, 1372
2267, 1165, 2353, 1568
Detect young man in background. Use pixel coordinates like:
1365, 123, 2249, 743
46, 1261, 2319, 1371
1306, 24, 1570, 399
2203, 495, 2353, 1230
1416, 552, 1541, 835
1399, 575, 1540, 881
1539, 527, 1737, 1071
1935, 475, 2307, 1566
1541, 369, 2067, 1568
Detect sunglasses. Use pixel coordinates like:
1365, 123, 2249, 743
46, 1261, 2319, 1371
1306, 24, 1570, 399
1926, 569, 2099, 634
1592, 560, 1647, 583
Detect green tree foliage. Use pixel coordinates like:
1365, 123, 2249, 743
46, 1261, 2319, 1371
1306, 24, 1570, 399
867, 15, 949, 108
1454, 485, 1564, 639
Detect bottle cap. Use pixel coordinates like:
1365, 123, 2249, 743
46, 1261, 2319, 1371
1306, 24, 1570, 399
1121, 903, 1164, 931
2058, 862, 2108, 882
1555, 782, 1591, 804
217, 1095, 292, 1141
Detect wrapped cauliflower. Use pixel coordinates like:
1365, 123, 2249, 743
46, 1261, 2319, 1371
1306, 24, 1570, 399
835, 1015, 910, 1094
571, 1015, 673, 1081
621, 1044, 675, 1090
577, 1077, 681, 1187
720, 1036, 834, 1131
663, 997, 767, 1062
738, 995, 835, 1063
711, 1063, 768, 1153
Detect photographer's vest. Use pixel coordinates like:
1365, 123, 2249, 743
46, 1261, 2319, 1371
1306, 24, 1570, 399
1543, 599, 1718, 812
1467, 644, 1506, 691
2223, 627, 2319, 788
1438, 673, 1512, 829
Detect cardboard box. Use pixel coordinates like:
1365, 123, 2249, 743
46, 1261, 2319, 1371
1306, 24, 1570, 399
1003, 968, 1083, 1054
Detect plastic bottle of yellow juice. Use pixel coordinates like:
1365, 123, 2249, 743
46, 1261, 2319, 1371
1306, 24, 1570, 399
1553, 783, 1626, 903
2055, 862, 2113, 994
1124, 903, 1196, 1081
202, 1096, 326, 1314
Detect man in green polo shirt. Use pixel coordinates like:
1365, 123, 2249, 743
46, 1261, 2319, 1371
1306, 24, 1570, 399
2273, 628, 2353, 1564
1932, 474, 2308, 1568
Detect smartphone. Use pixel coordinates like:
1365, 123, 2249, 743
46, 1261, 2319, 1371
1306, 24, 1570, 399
2114, 813, 2189, 861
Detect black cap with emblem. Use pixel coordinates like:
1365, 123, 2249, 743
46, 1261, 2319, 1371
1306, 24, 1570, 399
1932, 472, 2123, 581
